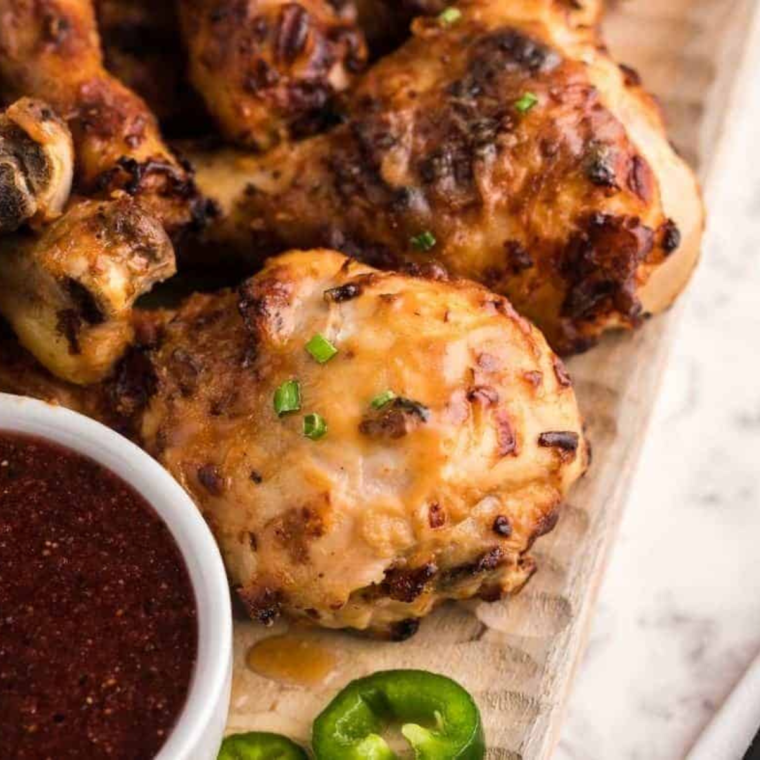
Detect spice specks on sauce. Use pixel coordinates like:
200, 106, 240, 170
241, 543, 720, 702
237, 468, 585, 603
0, 432, 197, 760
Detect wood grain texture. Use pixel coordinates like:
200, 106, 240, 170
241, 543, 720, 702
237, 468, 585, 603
224, 2, 760, 756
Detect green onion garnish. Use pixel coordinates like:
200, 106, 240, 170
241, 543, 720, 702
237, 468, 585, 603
515, 92, 539, 113
303, 413, 327, 440
438, 7, 462, 26
371, 390, 397, 409
306, 333, 338, 364
410, 231, 436, 252
274, 380, 301, 417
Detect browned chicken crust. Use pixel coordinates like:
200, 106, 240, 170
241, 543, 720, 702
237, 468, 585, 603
0, 1, 209, 383
0, 0, 207, 236
135, 250, 588, 635
0, 93, 181, 384
192, 0, 702, 353
177, 0, 367, 149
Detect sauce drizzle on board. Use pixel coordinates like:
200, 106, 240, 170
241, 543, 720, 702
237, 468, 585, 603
0, 432, 198, 760
246, 634, 337, 688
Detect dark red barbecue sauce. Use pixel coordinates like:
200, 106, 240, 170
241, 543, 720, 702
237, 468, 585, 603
0, 432, 198, 759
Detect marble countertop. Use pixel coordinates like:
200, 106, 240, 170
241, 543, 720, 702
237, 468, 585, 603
556, 46, 760, 760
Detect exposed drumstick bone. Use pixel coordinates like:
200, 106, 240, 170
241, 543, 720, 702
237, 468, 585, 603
0, 98, 74, 233
0, 197, 175, 384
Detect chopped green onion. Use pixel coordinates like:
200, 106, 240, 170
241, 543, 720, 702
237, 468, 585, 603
306, 333, 338, 364
303, 413, 327, 440
438, 7, 462, 26
274, 380, 301, 417
410, 230, 436, 252
371, 390, 397, 409
515, 92, 539, 113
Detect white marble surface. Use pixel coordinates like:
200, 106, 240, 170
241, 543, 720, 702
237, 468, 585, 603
556, 49, 760, 760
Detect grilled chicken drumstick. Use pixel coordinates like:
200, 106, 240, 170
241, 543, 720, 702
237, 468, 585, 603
0, 0, 206, 237
0, 0, 213, 383
0, 93, 179, 384
192, 0, 702, 353
176, 0, 367, 149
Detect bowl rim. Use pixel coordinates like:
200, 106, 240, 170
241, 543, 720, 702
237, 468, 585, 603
0, 392, 232, 759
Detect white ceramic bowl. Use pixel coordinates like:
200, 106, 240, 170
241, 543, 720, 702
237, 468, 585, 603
0, 393, 232, 760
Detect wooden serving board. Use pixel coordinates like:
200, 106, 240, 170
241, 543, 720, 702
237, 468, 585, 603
224, 2, 760, 756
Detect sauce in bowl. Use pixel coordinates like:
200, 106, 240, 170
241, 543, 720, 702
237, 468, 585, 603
0, 432, 198, 759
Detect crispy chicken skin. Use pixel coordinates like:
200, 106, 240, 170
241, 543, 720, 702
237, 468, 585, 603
135, 250, 588, 635
176, 0, 367, 150
0, 1, 202, 383
0, 97, 73, 232
0, 0, 206, 236
193, 0, 702, 353
0, 197, 175, 384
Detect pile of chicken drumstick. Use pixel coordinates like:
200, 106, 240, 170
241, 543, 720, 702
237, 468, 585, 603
0, 0, 702, 637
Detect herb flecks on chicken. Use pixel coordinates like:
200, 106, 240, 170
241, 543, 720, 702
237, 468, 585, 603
135, 251, 588, 635
193, 0, 703, 353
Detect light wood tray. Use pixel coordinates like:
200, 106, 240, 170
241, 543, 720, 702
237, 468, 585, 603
224, 2, 760, 756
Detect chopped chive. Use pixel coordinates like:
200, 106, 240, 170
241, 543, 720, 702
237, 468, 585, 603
438, 7, 462, 26
274, 379, 301, 417
371, 390, 396, 409
306, 333, 338, 364
515, 92, 539, 113
303, 413, 327, 440
410, 230, 436, 252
